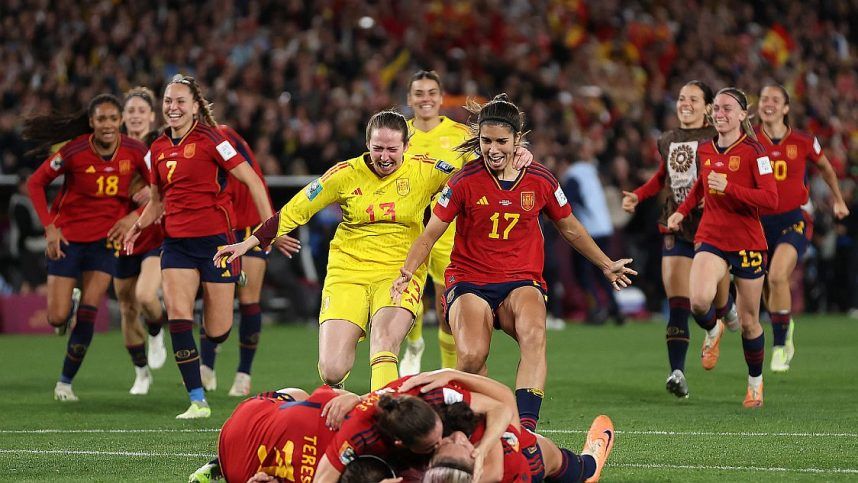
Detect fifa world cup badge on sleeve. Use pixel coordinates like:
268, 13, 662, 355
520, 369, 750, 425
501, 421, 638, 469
215, 140, 238, 161
438, 185, 452, 207
50, 153, 64, 171
305, 180, 323, 201
757, 156, 773, 175
435, 160, 456, 174
338, 442, 356, 466
554, 186, 568, 206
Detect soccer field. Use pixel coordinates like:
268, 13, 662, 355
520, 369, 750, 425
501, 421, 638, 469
1, 315, 856, 482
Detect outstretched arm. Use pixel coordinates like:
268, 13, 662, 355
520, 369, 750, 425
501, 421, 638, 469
816, 154, 850, 219
552, 214, 636, 290
391, 214, 450, 302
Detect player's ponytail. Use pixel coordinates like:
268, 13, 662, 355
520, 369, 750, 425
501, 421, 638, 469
168, 74, 217, 127
456, 93, 528, 156
717, 87, 757, 141
374, 394, 438, 448
23, 94, 122, 158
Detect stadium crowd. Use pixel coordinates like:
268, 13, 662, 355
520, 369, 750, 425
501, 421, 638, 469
0, 0, 856, 314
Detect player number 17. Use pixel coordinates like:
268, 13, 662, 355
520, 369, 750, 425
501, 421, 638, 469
488, 212, 520, 240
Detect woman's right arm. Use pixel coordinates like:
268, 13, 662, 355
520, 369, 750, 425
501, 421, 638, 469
623, 160, 667, 213
390, 213, 450, 302
28, 152, 65, 259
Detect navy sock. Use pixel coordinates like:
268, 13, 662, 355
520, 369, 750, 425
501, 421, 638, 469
515, 388, 544, 432
547, 448, 591, 482
145, 314, 164, 337
170, 319, 204, 401
126, 344, 147, 368
742, 333, 765, 377
199, 325, 217, 370
716, 293, 735, 319
60, 305, 97, 384
770, 312, 790, 346
666, 297, 691, 372
237, 303, 262, 375
692, 306, 717, 331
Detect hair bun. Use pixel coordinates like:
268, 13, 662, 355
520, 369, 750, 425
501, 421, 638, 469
492, 93, 510, 103
377, 394, 398, 411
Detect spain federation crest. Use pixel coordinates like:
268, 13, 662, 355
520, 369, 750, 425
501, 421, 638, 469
728, 156, 741, 172
396, 178, 410, 196
787, 144, 798, 159
119, 159, 131, 174
183, 143, 196, 158
521, 191, 535, 211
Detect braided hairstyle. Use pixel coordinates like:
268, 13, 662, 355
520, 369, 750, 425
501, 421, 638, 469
716, 87, 756, 140
167, 74, 217, 127
23, 94, 122, 157
455, 93, 527, 156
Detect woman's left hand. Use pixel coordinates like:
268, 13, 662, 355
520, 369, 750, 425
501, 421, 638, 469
398, 369, 455, 393
707, 171, 728, 192
320, 393, 362, 430
602, 259, 637, 291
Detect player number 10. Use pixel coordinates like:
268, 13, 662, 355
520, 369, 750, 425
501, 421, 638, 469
489, 212, 520, 240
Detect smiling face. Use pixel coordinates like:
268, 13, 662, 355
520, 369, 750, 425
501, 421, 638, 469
676, 84, 708, 129
162, 83, 198, 137
89, 102, 122, 149
758, 86, 789, 126
407, 78, 443, 122
479, 123, 519, 172
712, 93, 746, 137
123, 96, 156, 140
367, 126, 408, 176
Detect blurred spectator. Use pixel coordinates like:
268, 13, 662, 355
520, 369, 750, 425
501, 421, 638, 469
8, 169, 46, 293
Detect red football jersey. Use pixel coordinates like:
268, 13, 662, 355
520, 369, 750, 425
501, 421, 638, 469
470, 423, 535, 483
678, 135, 778, 251
325, 376, 472, 473
433, 160, 572, 288
149, 122, 243, 237
755, 126, 823, 215
28, 134, 148, 243
218, 386, 338, 483
220, 125, 272, 230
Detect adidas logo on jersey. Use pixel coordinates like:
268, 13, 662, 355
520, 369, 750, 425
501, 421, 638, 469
477, 196, 489, 205
352, 188, 363, 196
85, 165, 96, 173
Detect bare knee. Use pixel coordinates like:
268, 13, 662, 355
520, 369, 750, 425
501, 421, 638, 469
767, 273, 790, 292
690, 297, 711, 316
318, 357, 351, 386
457, 348, 488, 374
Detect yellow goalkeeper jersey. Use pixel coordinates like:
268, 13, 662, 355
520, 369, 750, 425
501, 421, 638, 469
407, 116, 473, 280
276, 153, 454, 279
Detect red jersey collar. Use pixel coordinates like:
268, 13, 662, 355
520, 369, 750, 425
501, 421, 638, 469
760, 125, 791, 146
712, 133, 747, 154
482, 157, 526, 191
166, 120, 199, 146
87, 134, 120, 162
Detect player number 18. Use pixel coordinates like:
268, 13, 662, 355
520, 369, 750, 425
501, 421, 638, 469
95, 175, 119, 196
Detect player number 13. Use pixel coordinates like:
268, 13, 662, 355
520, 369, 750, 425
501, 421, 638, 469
489, 212, 520, 240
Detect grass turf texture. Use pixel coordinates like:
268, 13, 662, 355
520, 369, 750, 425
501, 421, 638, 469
1, 315, 856, 482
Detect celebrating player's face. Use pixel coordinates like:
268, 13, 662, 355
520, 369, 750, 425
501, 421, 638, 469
479, 123, 517, 172
367, 127, 408, 176
757, 86, 789, 125
162, 83, 198, 135
433, 431, 475, 463
408, 78, 442, 121
407, 417, 444, 454
676, 84, 707, 129
712, 94, 745, 136
89, 102, 122, 149
123, 96, 155, 138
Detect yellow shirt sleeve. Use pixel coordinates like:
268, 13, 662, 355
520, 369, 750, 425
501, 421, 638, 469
276, 162, 352, 238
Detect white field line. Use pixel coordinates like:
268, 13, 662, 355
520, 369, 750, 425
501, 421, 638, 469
4, 428, 857, 437
613, 462, 858, 475
0, 428, 219, 434
2, 449, 856, 475
541, 429, 858, 438
0, 449, 215, 458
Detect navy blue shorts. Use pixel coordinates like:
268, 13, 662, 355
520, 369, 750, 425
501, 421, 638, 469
161, 234, 240, 283
444, 280, 546, 329
47, 239, 118, 278
235, 226, 269, 260
662, 234, 696, 258
696, 243, 767, 280
762, 209, 810, 261
115, 247, 162, 280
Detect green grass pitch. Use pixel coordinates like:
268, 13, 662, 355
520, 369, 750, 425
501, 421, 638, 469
1, 315, 856, 482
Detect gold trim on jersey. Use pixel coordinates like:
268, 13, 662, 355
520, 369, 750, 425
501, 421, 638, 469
711, 134, 748, 155
760, 126, 792, 146
483, 159, 527, 191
